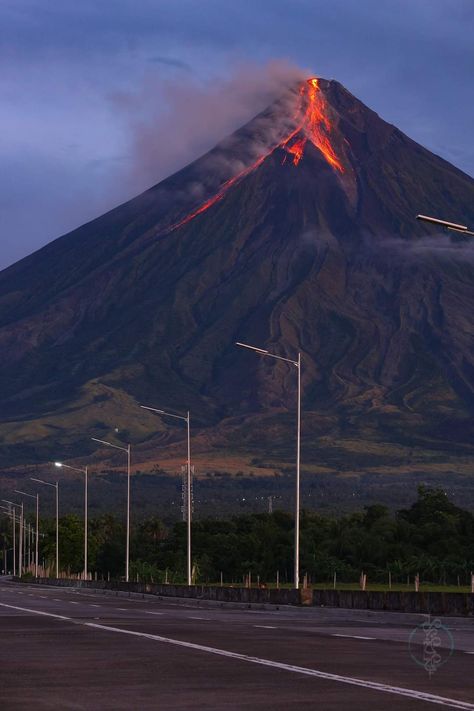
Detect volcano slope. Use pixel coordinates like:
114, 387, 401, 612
0, 77, 473, 486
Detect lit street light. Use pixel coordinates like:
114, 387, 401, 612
3, 499, 23, 577
91, 438, 131, 582
31, 478, 59, 578
14, 490, 39, 577
416, 214, 474, 236
53, 463, 88, 580
236, 341, 302, 590
141, 405, 193, 586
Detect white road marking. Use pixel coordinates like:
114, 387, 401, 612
189, 616, 210, 621
245, 610, 274, 614
254, 625, 277, 629
117, 608, 128, 611
0, 601, 471, 710
69, 601, 79, 605
90, 604, 100, 608
332, 634, 375, 640
144, 611, 164, 616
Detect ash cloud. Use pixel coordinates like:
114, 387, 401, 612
112, 60, 307, 195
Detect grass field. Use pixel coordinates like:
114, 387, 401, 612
226, 582, 474, 593
310, 582, 473, 593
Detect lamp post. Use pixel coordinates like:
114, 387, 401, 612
31, 478, 59, 578
14, 490, 39, 577
236, 341, 302, 590
0, 508, 12, 573
0, 506, 19, 575
3, 500, 23, 577
26, 522, 31, 568
91, 438, 131, 582
141, 405, 192, 586
53, 463, 88, 580
416, 214, 474, 236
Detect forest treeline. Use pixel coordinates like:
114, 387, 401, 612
1, 487, 473, 585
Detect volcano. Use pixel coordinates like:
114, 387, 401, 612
1, 77, 474, 483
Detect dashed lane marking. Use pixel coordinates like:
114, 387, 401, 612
1, 601, 473, 710
254, 625, 277, 629
332, 634, 375, 640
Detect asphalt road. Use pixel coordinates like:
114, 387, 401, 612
1, 579, 474, 710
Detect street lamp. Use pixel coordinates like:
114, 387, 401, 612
91, 438, 131, 582
14, 490, 39, 577
141, 405, 192, 586
416, 214, 474, 236
3, 500, 23, 577
31, 478, 59, 578
236, 341, 302, 590
0, 509, 13, 574
26, 522, 31, 568
0, 506, 20, 576
53, 463, 88, 581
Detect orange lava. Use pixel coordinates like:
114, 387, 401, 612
284, 137, 307, 166
282, 77, 344, 172
168, 155, 267, 231
165, 77, 344, 233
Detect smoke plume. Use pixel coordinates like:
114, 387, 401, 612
112, 60, 307, 195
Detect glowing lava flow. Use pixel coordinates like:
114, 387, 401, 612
167, 155, 267, 231
282, 78, 344, 172
165, 77, 344, 233
283, 136, 307, 166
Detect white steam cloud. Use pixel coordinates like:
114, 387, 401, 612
384, 234, 474, 263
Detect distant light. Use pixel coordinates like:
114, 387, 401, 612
54, 462, 63, 468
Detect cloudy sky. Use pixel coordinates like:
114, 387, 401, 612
1, 0, 473, 269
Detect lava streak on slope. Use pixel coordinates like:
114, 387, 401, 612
165, 77, 344, 234
299, 78, 345, 172
167, 155, 267, 232
282, 136, 307, 166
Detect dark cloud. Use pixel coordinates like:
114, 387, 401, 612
0, 0, 473, 269
148, 56, 191, 71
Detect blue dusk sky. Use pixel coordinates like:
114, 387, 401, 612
1, 0, 473, 269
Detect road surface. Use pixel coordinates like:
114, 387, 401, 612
1, 579, 473, 710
